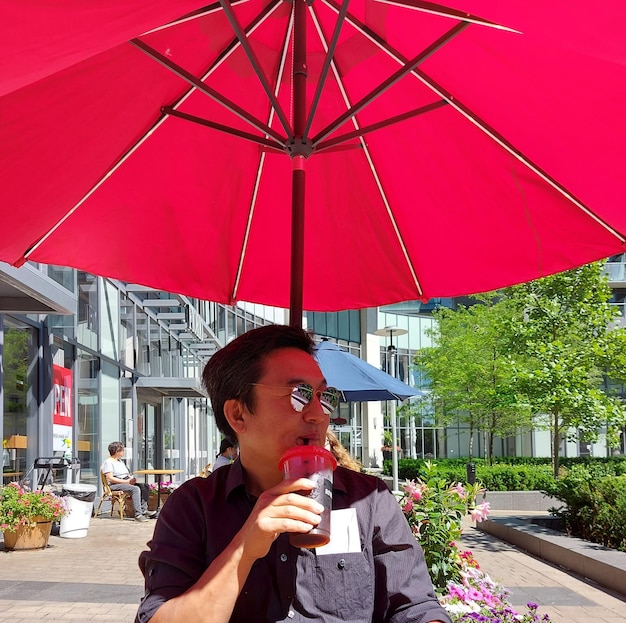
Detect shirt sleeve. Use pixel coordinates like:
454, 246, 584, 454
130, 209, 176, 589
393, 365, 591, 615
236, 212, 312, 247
101, 458, 114, 476
136, 484, 209, 622
371, 481, 451, 623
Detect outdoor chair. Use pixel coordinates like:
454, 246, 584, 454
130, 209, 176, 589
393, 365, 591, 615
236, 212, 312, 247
94, 470, 133, 520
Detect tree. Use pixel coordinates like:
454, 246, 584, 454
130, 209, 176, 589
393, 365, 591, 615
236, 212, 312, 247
505, 262, 626, 477
416, 297, 530, 464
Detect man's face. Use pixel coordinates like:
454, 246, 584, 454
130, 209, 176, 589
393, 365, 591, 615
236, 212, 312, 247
237, 347, 331, 466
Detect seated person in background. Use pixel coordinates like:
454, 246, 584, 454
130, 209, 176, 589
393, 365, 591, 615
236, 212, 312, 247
211, 437, 239, 471
102, 441, 155, 522
136, 324, 450, 623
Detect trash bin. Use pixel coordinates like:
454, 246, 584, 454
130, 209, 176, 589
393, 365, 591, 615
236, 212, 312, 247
59, 483, 97, 539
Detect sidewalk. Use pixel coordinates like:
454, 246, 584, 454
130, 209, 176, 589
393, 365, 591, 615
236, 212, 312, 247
0, 515, 154, 623
458, 520, 626, 623
1, 514, 625, 622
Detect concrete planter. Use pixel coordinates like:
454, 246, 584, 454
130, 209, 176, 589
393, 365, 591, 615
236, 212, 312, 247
482, 490, 560, 512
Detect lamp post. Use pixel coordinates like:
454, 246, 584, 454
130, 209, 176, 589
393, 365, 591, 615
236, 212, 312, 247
374, 325, 408, 492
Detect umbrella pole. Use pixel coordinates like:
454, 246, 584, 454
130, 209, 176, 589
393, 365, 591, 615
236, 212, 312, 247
289, 0, 307, 329
290, 158, 305, 328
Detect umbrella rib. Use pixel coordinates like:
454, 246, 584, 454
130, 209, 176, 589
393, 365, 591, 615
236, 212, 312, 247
168, 0, 285, 148
316, 100, 447, 153
373, 0, 520, 33
310, 23, 467, 147
17, 111, 174, 264
19, 2, 288, 267
323, 0, 626, 244
19, 3, 285, 266
131, 39, 286, 147
162, 107, 284, 152
410, 68, 626, 243
219, 0, 293, 139
303, 0, 352, 139
310, 8, 425, 300
231, 10, 294, 303
141, 0, 248, 35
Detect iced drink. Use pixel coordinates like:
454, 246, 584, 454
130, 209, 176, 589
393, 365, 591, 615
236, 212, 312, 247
279, 445, 337, 548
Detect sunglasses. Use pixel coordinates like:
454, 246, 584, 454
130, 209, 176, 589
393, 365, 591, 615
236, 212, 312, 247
251, 383, 341, 416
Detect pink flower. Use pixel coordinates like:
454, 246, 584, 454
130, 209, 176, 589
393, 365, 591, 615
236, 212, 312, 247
450, 482, 467, 499
402, 500, 414, 513
469, 502, 491, 522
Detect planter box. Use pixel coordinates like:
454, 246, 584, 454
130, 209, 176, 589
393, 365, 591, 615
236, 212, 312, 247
143, 493, 171, 513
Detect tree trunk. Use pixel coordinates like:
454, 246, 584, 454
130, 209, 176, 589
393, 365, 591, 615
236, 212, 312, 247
552, 410, 560, 479
468, 413, 474, 463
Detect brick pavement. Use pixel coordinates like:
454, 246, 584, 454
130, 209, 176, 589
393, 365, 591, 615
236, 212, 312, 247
1, 513, 625, 622
458, 520, 626, 623
0, 514, 153, 623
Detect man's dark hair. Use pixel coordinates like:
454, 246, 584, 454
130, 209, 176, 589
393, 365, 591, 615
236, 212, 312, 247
108, 441, 124, 456
202, 325, 315, 440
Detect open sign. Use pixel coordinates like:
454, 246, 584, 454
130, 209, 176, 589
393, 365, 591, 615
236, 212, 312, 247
53, 364, 72, 426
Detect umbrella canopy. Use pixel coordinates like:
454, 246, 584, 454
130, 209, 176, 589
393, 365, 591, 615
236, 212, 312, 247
1, 1, 625, 320
314, 340, 421, 402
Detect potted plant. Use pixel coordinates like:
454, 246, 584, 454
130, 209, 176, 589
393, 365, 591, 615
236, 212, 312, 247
146, 481, 179, 511
0, 482, 68, 550
381, 431, 402, 460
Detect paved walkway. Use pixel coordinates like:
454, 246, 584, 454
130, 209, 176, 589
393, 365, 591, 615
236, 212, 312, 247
0, 514, 624, 622
0, 515, 153, 622
458, 521, 626, 623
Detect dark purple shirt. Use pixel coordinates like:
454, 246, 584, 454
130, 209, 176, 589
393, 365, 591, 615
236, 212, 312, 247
136, 461, 450, 623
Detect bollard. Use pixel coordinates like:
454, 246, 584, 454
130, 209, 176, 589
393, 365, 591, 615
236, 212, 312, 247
466, 462, 476, 485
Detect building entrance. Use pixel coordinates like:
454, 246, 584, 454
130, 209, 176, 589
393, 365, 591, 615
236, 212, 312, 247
137, 398, 161, 472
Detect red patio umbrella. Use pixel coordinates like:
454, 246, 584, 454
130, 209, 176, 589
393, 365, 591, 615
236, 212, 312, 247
1, 1, 625, 325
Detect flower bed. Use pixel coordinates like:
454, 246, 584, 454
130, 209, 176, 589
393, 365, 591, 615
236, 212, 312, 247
146, 481, 179, 512
396, 462, 553, 623
440, 556, 552, 622
148, 481, 179, 495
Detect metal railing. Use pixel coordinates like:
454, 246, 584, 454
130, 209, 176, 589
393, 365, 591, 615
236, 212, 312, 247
603, 261, 626, 282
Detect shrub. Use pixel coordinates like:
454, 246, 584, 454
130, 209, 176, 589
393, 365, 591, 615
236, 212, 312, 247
544, 472, 626, 551
394, 464, 554, 621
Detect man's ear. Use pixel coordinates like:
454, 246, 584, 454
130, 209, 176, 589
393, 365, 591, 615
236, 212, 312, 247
224, 398, 247, 436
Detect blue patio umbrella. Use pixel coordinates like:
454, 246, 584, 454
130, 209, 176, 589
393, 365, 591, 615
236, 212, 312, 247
313, 340, 422, 403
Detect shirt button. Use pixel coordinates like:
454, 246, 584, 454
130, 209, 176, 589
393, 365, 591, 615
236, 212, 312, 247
288, 609, 295, 618
338, 558, 346, 569
280, 553, 288, 562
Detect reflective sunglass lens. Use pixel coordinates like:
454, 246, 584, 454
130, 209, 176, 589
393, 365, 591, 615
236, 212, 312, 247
290, 384, 314, 412
289, 384, 340, 415
320, 389, 340, 415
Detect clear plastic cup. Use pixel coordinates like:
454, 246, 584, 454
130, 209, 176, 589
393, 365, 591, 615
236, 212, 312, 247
278, 445, 337, 548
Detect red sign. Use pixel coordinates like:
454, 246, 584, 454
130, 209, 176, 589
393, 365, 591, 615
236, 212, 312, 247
53, 364, 72, 426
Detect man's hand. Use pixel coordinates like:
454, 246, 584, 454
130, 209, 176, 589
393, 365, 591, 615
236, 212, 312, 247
238, 477, 324, 562
129, 476, 137, 484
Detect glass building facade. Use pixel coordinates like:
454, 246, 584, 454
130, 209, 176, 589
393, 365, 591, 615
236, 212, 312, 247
3, 257, 624, 493
1, 264, 284, 491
